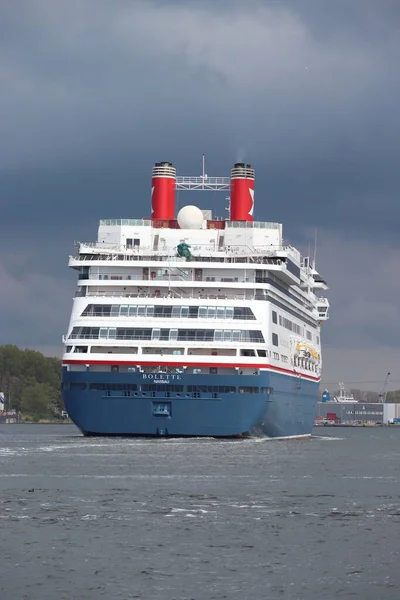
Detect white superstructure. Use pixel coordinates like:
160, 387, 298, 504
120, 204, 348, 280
63, 210, 329, 380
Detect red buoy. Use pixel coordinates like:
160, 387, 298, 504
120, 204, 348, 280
151, 162, 176, 220
230, 163, 255, 221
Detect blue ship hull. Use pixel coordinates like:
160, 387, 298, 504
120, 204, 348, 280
62, 366, 319, 438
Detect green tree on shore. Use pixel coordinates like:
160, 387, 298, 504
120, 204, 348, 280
0, 345, 62, 419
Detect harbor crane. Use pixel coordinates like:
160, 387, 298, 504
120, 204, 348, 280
378, 372, 390, 403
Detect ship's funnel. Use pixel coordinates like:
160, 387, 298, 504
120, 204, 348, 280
230, 163, 255, 221
151, 162, 176, 220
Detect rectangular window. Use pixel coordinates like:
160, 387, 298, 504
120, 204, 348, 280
225, 307, 234, 319
181, 306, 189, 318
257, 350, 267, 357
119, 305, 128, 316
217, 307, 225, 320
169, 329, 178, 341
189, 306, 198, 319
207, 307, 216, 319
111, 305, 119, 317
108, 328, 117, 339
232, 330, 241, 342
223, 330, 232, 342
138, 306, 146, 317
198, 307, 207, 318
214, 330, 223, 341
146, 306, 154, 317
152, 329, 161, 340
240, 349, 256, 356
272, 333, 279, 346
129, 306, 137, 317
272, 311, 277, 324
262, 387, 273, 395
172, 306, 181, 318
99, 328, 108, 339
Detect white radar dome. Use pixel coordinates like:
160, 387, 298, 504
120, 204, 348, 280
177, 205, 204, 230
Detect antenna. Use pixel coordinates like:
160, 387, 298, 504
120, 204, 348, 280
313, 228, 318, 269
202, 154, 205, 190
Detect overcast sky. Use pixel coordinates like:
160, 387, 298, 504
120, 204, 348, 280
1, 0, 399, 393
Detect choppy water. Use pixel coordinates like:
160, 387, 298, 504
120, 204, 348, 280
0, 425, 399, 599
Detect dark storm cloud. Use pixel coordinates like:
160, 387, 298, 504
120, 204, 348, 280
1, 0, 399, 233
1, 0, 400, 385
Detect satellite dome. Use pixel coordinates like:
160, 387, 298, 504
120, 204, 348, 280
177, 205, 204, 230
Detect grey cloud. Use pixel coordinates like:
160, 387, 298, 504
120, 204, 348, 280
1, 0, 400, 384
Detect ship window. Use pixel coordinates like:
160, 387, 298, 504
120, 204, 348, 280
261, 387, 272, 394
257, 350, 267, 357
172, 306, 180, 318
181, 306, 189, 318
129, 306, 137, 317
272, 311, 277, 324
147, 305, 155, 317
189, 306, 198, 318
108, 328, 117, 339
214, 330, 223, 341
226, 307, 234, 319
152, 328, 161, 340
272, 333, 279, 346
239, 386, 259, 394
217, 307, 225, 319
169, 329, 178, 341
138, 306, 146, 317
207, 307, 216, 318
249, 331, 265, 343
198, 307, 207, 318
232, 330, 241, 342
99, 328, 108, 339
111, 305, 119, 317
119, 305, 128, 316
240, 349, 256, 356
223, 330, 232, 342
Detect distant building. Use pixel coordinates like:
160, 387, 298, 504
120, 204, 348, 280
383, 403, 400, 424
316, 401, 383, 424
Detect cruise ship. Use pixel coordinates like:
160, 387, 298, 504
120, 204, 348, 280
62, 161, 330, 438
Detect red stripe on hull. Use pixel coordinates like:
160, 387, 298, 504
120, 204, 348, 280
62, 359, 320, 382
